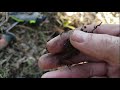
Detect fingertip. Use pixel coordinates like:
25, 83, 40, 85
47, 31, 72, 54
38, 54, 47, 69
41, 72, 51, 78
41, 69, 72, 78
38, 54, 54, 70
38, 54, 60, 70
41, 71, 58, 78
46, 35, 63, 54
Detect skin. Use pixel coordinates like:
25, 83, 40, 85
38, 24, 120, 78
0, 35, 9, 50
0, 33, 16, 50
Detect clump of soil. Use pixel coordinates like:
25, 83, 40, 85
55, 22, 102, 66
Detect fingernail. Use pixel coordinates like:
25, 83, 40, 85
71, 30, 87, 43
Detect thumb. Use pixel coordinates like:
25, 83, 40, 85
70, 30, 120, 66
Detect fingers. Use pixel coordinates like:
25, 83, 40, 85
47, 24, 120, 54
0, 38, 8, 50
38, 53, 85, 70
41, 63, 107, 78
70, 30, 120, 65
38, 53, 102, 70
80, 24, 120, 36
39, 54, 120, 78
38, 53, 60, 70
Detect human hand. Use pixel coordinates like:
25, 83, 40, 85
0, 32, 16, 50
39, 24, 120, 78
0, 34, 8, 50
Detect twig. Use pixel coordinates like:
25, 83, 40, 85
91, 22, 102, 33
0, 12, 9, 27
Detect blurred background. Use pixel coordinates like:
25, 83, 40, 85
0, 12, 119, 78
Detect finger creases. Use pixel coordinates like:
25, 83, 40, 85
70, 30, 120, 65
41, 63, 107, 78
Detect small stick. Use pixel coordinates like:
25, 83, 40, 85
0, 12, 9, 27
91, 22, 102, 33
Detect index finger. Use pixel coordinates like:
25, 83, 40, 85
82, 24, 120, 36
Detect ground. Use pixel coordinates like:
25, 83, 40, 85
0, 12, 119, 78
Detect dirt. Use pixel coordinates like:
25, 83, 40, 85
55, 22, 103, 66
0, 12, 119, 78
